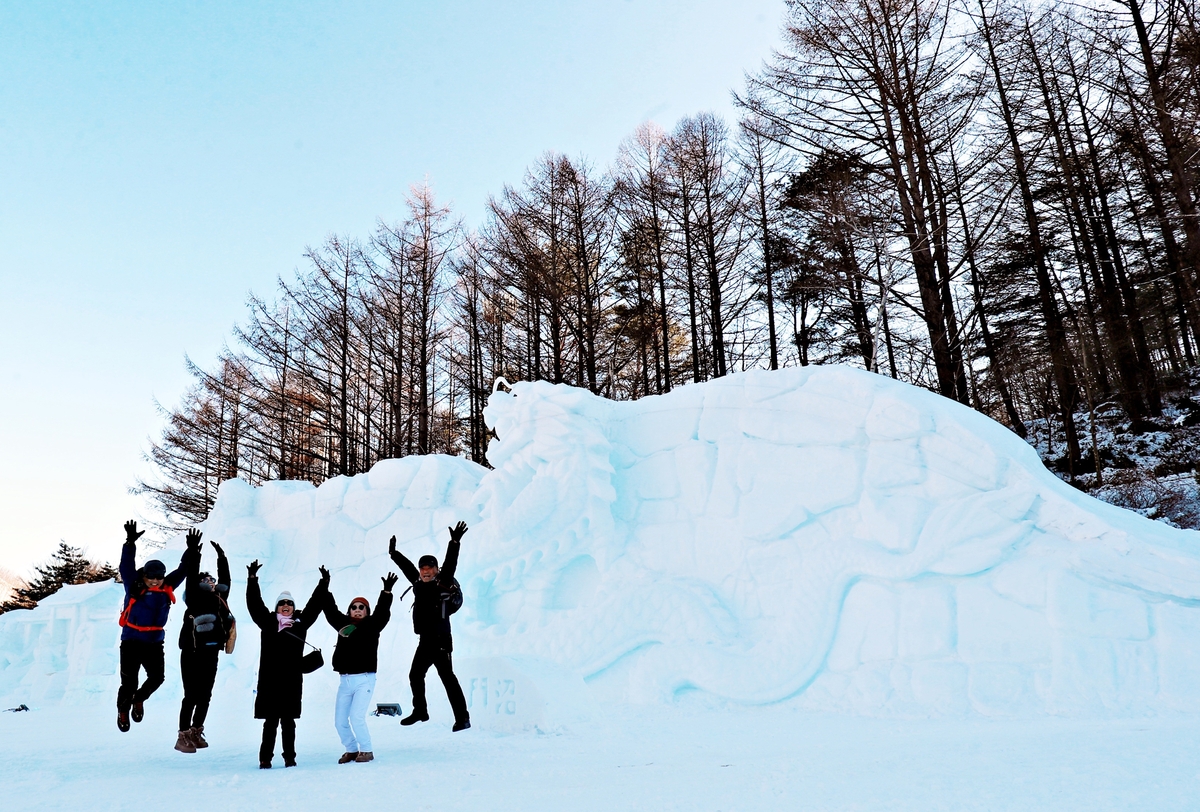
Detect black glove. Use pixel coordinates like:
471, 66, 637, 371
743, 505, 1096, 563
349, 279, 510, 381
247, 559, 262, 578
211, 541, 225, 557
388, 535, 397, 555
124, 520, 145, 544
449, 521, 468, 543
319, 565, 331, 584
186, 528, 203, 551
382, 572, 399, 592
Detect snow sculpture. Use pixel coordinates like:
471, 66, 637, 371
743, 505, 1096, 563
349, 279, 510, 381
4, 366, 1200, 718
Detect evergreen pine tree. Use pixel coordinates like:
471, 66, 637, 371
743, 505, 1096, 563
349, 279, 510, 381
0, 542, 119, 614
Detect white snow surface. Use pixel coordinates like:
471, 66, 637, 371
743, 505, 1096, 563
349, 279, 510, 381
5, 365, 1200, 721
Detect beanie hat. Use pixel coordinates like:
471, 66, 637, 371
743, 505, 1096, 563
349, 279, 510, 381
143, 560, 167, 578
418, 554, 438, 569
275, 590, 294, 607
348, 596, 371, 613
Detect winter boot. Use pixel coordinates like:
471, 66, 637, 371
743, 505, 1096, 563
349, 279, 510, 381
117, 710, 130, 733
452, 718, 471, 732
284, 755, 297, 768
355, 751, 374, 763
338, 752, 358, 764
131, 700, 144, 723
175, 730, 197, 754
400, 710, 428, 726
259, 760, 271, 769
189, 726, 209, 749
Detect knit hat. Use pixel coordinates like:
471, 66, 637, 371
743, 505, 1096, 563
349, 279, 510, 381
143, 560, 167, 579
418, 554, 438, 569
275, 590, 294, 607
348, 596, 371, 613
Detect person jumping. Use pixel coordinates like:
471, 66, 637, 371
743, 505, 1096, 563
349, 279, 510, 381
320, 566, 397, 764
116, 520, 188, 733
175, 533, 234, 753
388, 521, 470, 732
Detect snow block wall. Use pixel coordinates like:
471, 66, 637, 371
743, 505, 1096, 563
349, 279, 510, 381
4, 366, 1200, 719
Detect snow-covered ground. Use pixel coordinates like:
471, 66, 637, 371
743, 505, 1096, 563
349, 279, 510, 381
4, 366, 1200, 809
3, 701, 1199, 811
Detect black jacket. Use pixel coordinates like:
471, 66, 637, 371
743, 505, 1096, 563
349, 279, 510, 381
179, 547, 234, 651
322, 589, 393, 675
246, 577, 326, 720
389, 539, 459, 640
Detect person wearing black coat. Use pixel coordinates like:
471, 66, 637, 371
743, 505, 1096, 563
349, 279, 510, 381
174, 534, 234, 754
245, 560, 328, 769
388, 521, 470, 731
321, 567, 397, 764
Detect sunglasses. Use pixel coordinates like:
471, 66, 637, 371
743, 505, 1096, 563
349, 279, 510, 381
350, 603, 368, 611
277, 600, 295, 607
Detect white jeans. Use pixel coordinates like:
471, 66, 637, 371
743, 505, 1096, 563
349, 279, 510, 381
334, 672, 376, 753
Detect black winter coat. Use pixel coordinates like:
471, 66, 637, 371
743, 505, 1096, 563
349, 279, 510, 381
322, 590, 393, 675
389, 539, 460, 641
179, 547, 234, 652
246, 577, 326, 720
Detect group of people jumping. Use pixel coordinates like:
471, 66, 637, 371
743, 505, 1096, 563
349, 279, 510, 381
115, 518, 471, 768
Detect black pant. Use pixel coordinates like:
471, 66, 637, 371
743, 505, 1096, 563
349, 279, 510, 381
260, 717, 296, 763
117, 640, 165, 712
409, 637, 469, 722
179, 647, 220, 730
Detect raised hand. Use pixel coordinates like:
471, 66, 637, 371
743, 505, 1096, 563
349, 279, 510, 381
388, 535, 397, 555
124, 520, 145, 544
186, 528, 203, 551
319, 565, 331, 584
449, 521, 468, 543
211, 541, 225, 557
247, 559, 262, 578
382, 572, 399, 592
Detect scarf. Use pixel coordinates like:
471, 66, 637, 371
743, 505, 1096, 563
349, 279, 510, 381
276, 613, 296, 632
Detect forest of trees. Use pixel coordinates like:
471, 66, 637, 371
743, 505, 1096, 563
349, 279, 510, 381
0, 543, 118, 614
138, 0, 1200, 529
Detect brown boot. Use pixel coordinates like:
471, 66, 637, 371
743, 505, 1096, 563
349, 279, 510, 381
174, 729, 197, 754
355, 751, 374, 763
338, 752, 358, 764
189, 726, 209, 749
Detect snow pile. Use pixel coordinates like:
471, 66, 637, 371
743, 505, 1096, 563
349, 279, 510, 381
4, 366, 1200, 719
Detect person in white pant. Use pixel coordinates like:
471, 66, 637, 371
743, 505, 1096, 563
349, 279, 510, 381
319, 566, 397, 763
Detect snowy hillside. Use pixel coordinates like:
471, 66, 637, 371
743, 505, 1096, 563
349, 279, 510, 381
4, 365, 1200, 720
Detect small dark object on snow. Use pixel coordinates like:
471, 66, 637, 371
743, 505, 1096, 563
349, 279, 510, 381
373, 703, 402, 717
4, 704, 29, 712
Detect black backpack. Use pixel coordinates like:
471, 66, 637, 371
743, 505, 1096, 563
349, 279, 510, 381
402, 577, 463, 618
441, 577, 463, 618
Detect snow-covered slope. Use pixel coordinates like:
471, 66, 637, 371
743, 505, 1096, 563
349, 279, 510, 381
4, 366, 1200, 719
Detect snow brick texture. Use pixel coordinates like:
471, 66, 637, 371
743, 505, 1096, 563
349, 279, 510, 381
5, 366, 1200, 718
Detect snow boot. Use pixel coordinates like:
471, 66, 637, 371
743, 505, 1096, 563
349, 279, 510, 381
338, 752, 358, 764
259, 760, 271, 769
452, 718, 471, 732
284, 756, 297, 768
189, 726, 208, 749
175, 730, 197, 754
400, 710, 428, 726
117, 710, 130, 733
131, 700, 144, 723
355, 751, 374, 763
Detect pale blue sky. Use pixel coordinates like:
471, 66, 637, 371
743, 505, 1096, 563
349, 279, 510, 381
0, 0, 783, 574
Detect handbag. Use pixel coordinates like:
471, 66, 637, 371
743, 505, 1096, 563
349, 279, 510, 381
224, 620, 237, 654
301, 649, 324, 674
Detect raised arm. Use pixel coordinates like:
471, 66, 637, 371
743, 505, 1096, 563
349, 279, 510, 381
245, 561, 272, 630
365, 574, 397, 631
319, 567, 350, 629
181, 529, 203, 598
296, 569, 330, 632
213, 541, 231, 589
440, 522, 467, 582
388, 536, 420, 584
120, 521, 144, 595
